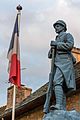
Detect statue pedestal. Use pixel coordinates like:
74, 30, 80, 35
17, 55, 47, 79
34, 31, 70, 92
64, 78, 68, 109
42, 110, 80, 120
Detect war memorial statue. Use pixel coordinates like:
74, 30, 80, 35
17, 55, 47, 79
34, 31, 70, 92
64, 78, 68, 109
42, 20, 80, 120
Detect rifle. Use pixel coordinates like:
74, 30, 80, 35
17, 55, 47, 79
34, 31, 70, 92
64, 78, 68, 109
43, 47, 55, 113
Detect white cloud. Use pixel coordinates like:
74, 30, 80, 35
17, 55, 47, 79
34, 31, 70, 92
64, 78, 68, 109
71, 0, 80, 3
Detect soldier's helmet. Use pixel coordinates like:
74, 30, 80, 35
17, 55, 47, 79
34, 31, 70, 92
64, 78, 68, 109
53, 20, 67, 31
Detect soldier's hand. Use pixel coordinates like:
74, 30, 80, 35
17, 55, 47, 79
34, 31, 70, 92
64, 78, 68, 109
48, 48, 52, 59
50, 41, 57, 47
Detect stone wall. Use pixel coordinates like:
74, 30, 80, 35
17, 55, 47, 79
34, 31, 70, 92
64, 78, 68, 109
72, 47, 80, 62
66, 90, 80, 111
16, 106, 44, 120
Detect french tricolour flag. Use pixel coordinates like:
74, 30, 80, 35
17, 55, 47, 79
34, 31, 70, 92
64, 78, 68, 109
7, 14, 21, 87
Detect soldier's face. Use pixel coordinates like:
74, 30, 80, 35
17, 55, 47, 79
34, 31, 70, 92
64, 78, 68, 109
54, 24, 64, 33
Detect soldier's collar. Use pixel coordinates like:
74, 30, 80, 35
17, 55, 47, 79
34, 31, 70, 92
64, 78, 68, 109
58, 31, 66, 37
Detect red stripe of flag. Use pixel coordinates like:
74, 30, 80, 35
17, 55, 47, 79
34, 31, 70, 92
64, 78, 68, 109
7, 14, 21, 88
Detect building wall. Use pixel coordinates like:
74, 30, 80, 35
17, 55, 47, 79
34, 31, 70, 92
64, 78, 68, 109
16, 106, 44, 120
66, 90, 80, 111
16, 89, 80, 120
72, 48, 80, 62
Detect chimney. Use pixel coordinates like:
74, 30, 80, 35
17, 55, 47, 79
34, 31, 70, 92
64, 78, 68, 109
6, 85, 32, 109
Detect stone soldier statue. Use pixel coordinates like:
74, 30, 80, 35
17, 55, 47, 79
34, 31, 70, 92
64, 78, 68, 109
43, 20, 76, 114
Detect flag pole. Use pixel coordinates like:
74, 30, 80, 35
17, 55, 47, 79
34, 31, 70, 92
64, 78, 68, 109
12, 85, 16, 120
12, 5, 22, 120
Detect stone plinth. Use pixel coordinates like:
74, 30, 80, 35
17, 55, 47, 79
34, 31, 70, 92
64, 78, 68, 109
43, 110, 80, 120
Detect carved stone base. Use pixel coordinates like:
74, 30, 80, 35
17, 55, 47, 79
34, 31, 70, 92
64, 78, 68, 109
42, 110, 80, 120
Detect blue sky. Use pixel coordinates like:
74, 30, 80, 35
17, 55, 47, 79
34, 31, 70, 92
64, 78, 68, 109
0, 0, 80, 106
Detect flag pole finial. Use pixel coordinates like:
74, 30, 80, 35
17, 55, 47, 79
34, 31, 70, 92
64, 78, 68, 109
16, 5, 22, 12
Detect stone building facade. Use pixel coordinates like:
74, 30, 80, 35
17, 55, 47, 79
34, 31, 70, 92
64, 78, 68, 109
72, 47, 80, 62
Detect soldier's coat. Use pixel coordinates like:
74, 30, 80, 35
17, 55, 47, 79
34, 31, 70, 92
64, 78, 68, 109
54, 31, 76, 91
